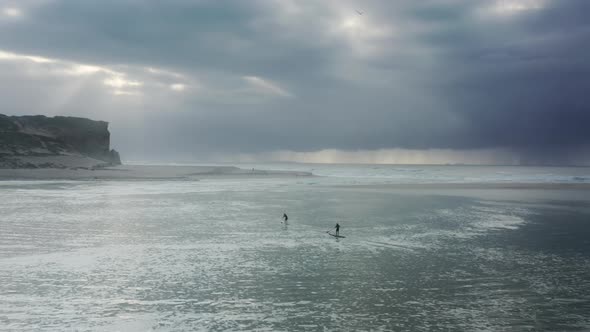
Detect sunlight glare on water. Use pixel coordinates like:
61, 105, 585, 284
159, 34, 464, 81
1, 165, 590, 330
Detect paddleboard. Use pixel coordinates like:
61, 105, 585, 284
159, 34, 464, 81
329, 233, 346, 238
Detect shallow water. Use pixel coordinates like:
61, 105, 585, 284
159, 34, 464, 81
1, 166, 590, 331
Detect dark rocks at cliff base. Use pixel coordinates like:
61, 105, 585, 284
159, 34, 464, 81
108, 149, 121, 165
0, 114, 122, 169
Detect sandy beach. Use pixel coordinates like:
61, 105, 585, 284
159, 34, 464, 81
333, 182, 590, 203
337, 182, 590, 190
0, 164, 313, 180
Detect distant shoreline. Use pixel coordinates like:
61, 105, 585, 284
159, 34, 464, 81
336, 182, 590, 190
1, 165, 589, 189
0, 165, 313, 181
123, 162, 590, 168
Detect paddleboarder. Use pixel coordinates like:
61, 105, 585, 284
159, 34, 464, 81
335, 222, 340, 236
283, 213, 288, 223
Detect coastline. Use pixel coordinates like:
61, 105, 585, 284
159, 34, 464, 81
0, 164, 313, 181
335, 182, 590, 190
333, 182, 590, 202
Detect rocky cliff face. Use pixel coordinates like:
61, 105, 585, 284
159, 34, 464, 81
0, 114, 121, 168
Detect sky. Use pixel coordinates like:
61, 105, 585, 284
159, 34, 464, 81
0, 0, 589, 165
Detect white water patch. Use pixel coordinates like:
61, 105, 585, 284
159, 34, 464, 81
382, 204, 532, 252
338, 203, 530, 256
469, 206, 527, 231
441, 204, 527, 234
472, 213, 525, 230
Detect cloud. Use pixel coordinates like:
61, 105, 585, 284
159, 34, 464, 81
2, 7, 22, 17
170, 83, 186, 92
102, 76, 142, 89
243, 76, 292, 97
232, 148, 522, 165
0, 0, 589, 164
486, 0, 546, 16
0, 49, 146, 96
0, 50, 53, 63
146, 67, 184, 79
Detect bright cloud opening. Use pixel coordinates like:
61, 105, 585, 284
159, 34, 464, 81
0, 49, 148, 97
170, 83, 186, 91
64, 65, 104, 76
103, 76, 143, 89
333, 12, 393, 57
489, 0, 546, 15
0, 50, 54, 64
2, 7, 22, 17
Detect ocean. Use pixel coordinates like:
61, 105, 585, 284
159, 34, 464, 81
1, 164, 590, 331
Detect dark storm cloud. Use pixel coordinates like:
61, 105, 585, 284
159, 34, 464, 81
431, 1, 590, 150
0, 0, 589, 163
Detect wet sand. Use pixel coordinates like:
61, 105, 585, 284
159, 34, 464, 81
337, 182, 590, 190
334, 182, 590, 202
0, 164, 312, 180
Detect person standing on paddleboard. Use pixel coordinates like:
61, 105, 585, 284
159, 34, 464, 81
335, 222, 340, 236
283, 213, 288, 223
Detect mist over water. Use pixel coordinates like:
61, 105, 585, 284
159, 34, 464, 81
1, 165, 590, 331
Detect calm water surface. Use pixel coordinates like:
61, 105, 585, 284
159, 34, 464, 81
1, 165, 590, 331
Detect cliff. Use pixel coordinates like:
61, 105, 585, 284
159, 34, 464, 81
0, 114, 121, 169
